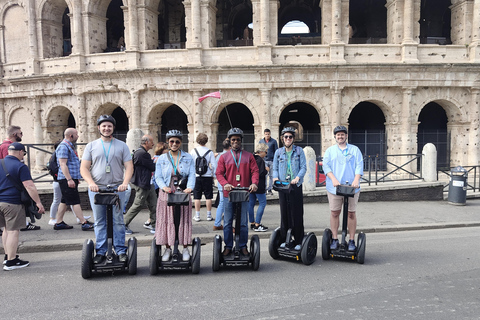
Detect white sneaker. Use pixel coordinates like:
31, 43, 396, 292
194, 215, 201, 222
77, 216, 92, 224
182, 248, 190, 261
206, 214, 213, 221
48, 219, 57, 226
162, 248, 172, 262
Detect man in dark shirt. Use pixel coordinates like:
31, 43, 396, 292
259, 129, 278, 195
0, 143, 45, 270
124, 134, 157, 234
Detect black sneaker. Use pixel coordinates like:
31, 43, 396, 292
81, 221, 94, 231
20, 223, 40, 231
250, 223, 256, 230
54, 221, 73, 230
3, 254, 18, 265
254, 224, 268, 232
93, 254, 105, 264
3, 257, 29, 271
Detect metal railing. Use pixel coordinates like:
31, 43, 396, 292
438, 165, 480, 192
24, 143, 87, 183
318, 153, 424, 187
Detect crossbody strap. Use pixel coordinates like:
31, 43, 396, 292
0, 159, 23, 192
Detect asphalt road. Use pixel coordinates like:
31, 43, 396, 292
2, 227, 480, 320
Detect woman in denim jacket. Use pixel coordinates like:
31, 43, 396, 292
154, 130, 196, 262
272, 127, 307, 250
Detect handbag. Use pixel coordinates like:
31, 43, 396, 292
0, 159, 41, 222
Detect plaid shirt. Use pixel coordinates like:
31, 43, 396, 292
56, 140, 81, 180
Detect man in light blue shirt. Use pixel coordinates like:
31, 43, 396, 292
322, 125, 363, 251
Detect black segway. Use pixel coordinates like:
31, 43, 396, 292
81, 185, 137, 279
321, 184, 366, 264
212, 187, 260, 271
268, 180, 317, 265
149, 179, 201, 275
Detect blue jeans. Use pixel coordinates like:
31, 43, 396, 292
214, 185, 225, 227
88, 189, 127, 255
265, 160, 273, 191
223, 200, 248, 249
248, 193, 267, 224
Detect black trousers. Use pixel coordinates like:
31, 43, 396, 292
278, 184, 304, 245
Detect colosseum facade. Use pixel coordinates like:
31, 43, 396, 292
0, 0, 479, 171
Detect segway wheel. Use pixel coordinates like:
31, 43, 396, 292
191, 237, 201, 274
268, 227, 282, 259
127, 237, 137, 275
301, 233, 317, 265
149, 237, 160, 275
356, 232, 366, 264
212, 235, 222, 272
321, 228, 332, 260
250, 235, 260, 271
81, 239, 94, 279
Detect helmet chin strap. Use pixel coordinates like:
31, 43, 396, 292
98, 128, 113, 139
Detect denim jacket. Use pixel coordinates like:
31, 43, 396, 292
155, 151, 196, 190
272, 145, 307, 186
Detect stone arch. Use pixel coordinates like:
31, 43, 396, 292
215, 102, 256, 152
44, 105, 73, 143
344, 97, 393, 125
38, 0, 71, 58
146, 99, 193, 126
413, 97, 466, 124
2, 3, 28, 63
275, 97, 324, 123
0, 1, 25, 25
207, 97, 261, 128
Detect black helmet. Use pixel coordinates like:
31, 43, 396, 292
333, 125, 348, 135
281, 127, 296, 137
97, 114, 116, 126
227, 128, 243, 139
166, 129, 183, 140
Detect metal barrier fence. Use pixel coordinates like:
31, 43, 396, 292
438, 166, 480, 192
317, 153, 424, 187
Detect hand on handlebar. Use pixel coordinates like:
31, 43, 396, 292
89, 184, 99, 192
249, 184, 258, 193
117, 184, 129, 192
162, 187, 172, 193
290, 177, 300, 185
183, 188, 192, 194
224, 184, 233, 192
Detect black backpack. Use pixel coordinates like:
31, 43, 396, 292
194, 148, 212, 176
47, 152, 59, 180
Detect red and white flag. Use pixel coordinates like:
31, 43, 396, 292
198, 91, 221, 103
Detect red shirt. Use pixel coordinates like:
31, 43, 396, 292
0, 139, 13, 159
216, 149, 259, 197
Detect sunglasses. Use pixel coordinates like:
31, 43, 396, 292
14, 132, 23, 136
230, 138, 241, 142
169, 140, 181, 145
284, 135, 294, 139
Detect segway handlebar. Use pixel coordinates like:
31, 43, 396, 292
336, 184, 356, 198
98, 185, 119, 193
273, 180, 292, 193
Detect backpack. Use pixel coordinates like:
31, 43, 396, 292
194, 148, 212, 176
47, 152, 59, 180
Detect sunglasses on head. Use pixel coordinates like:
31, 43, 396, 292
169, 140, 181, 145
284, 135, 294, 139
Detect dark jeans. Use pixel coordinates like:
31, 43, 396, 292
278, 184, 304, 246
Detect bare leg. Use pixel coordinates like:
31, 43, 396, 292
330, 210, 341, 239
347, 211, 357, 240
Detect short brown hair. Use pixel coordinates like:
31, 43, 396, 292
7, 126, 21, 138
196, 133, 208, 145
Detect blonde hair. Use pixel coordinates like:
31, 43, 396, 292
255, 143, 269, 153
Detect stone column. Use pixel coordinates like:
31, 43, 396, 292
26, 0, 39, 74
401, 0, 419, 63
127, 2, 139, 51
398, 87, 417, 172
329, 0, 346, 63
330, 87, 343, 128
303, 146, 317, 191
470, 0, 480, 62
75, 94, 88, 156
422, 143, 437, 182
468, 88, 480, 165
0, 26, 5, 63
32, 97, 43, 171
201, 0, 217, 48
210, 123, 219, 151
129, 90, 141, 129
193, 90, 204, 136
449, 121, 469, 166
191, 0, 202, 48
386, 0, 403, 44
260, 89, 272, 131
71, 1, 85, 54
260, 0, 270, 44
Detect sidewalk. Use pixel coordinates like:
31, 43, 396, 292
14, 184, 480, 254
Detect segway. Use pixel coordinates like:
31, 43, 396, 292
212, 186, 260, 271
321, 184, 366, 264
149, 179, 201, 275
268, 180, 317, 265
81, 185, 137, 279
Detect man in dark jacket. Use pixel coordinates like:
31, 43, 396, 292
124, 134, 157, 234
